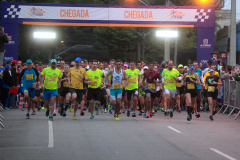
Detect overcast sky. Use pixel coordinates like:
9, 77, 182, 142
222, 0, 240, 21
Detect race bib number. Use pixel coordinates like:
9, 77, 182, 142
74, 83, 80, 88
176, 82, 182, 88
166, 78, 174, 84
208, 86, 215, 92
91, 81, 97, 87
148, 84, 155, 89
63, 81, 69, 88
129, 78, 137, 83
26, 74, 33, 80
114, 84, 121, 89
187, 83, 195, 90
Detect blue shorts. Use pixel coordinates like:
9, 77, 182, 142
110, 88, 122, 101
21, 87, 35, 98
43, 89, 58, 101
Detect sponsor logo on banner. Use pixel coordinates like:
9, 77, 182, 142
6, 34, 15, 44
167, 10, 185, 20
200, 39, 211, 48
28, 7, 46, 17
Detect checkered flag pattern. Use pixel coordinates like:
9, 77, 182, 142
4, 5, 21, 18
195, 9, 211, 22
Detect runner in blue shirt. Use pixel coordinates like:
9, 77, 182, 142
18, 59, 39, 119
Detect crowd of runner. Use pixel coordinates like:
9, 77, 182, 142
0, 58, 240, 121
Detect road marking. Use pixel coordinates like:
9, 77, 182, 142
167, 126, 182, 133
48, 121, 54, 148
210, 148, 237, 160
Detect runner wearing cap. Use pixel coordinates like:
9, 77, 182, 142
40, 59, 61, 121
142, 62, 161, 118
162, 60, 179, 118
183, 65, 200, 121
68, 57, 87, 120
205, 69, 222, 121
176, 64, 185, 113
18, 59, 39, 119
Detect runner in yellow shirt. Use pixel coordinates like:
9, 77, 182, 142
40, 59, 61, 121
86, 60, 105, 119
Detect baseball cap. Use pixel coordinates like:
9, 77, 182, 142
26, 59, 32, 64
124, 64, 128, 67
50, 59, 57, 63
6, 59, 12, 63
208, 69, 214, 72
143, 66, 149, 70
12, 60, 17, 64
75, 57, 81, 62
5, 65, 11, 70
189, 65, 195, 70
178, 64, 183, 68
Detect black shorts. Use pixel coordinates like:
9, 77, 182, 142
87, 88, 101, 102
69, 88, 84, 103
126, 89, 138, 101
157, 90, 161, 98
145, 90, 157, 99
60, 88, 70, 97
186, 90, 197, 98
122, 88, 126, 97
176, 87, 184, 96
100, 88, 107, 105
206, 91, 218, 100
35, 89, 43, 97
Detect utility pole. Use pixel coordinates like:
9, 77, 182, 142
229, 0, 236, 66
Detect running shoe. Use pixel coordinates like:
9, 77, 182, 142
150, 111, 152, 117
136, 106, 139, 110
49, 115, 53, 121
104, 109, 108, 113
127, 110, 130, 117
90, 114, 94, 119
53, 113, 56, 116
109, 110, 112, 114
146, 112, 150, 118
115, 115, 120, 121
114, 114, 116, 118
73, 114, 77, 120
31, 111, 36, 115
96, 110, 99, 115
139, 111, 142, 116
195, 113, 200, 118
154, 106, 158, 113
80, 111, 84, 116
38, 107, 41, 111
152, 111, 155, 116
63, 111, 66, 117
41, 107, 45, 110
143, 113, 147, 118
58, 108, 61, 114
187, 115, 191, 121
60, 108, 63, 116
5, 107, 10, 111
46, 110, 50, 117
70, 105, 74, 112
190, 114, 192, 120
132, 112, 136, 117
170, 111, 173, 118
161, 107, 164, 112
122, 109, 125, 113
26, 113, 30, 119
209, 115, 213, 121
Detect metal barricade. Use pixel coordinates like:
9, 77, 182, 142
0, 103, 4, 129
219, 80, 240, 120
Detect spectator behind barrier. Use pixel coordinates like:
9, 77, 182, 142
220, 65, 235, 80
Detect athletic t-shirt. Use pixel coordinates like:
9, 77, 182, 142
41, 67, 61, 90
125, 69, 141, 90
87, 68, 104, 89
204, 71, 219, 90
162, 68, 179, 90
20, 68, 39, 88
205, 75, 220, 92
68, 67, 87, 90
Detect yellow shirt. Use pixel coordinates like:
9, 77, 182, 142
68, 67, 87, 90
204, 71, 219, 90
41, 67, 61, 90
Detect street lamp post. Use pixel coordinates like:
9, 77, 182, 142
156, 30, 178, 62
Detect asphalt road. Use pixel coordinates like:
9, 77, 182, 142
0, 109, 239, 160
